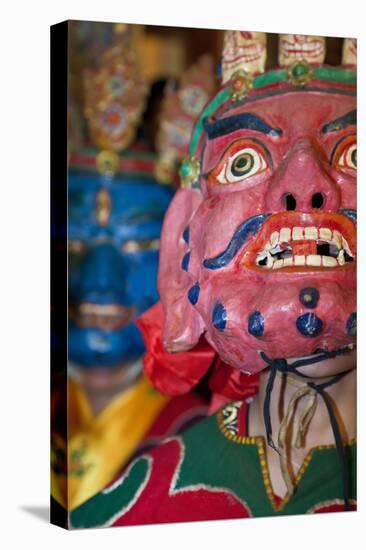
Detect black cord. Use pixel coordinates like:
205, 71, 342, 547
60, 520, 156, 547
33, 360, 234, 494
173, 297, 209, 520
260, 349, 352, 511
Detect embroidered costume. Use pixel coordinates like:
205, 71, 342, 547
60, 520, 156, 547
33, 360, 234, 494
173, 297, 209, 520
70, 399, 356, 528
51, 375, 207, 510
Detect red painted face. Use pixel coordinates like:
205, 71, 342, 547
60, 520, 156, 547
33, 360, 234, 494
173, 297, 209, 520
158, 89, 356, 375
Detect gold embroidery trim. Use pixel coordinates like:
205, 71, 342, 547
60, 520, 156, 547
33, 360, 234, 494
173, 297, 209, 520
217, 409, 355, 511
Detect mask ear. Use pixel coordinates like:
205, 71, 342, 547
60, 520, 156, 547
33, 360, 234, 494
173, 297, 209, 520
158, 188, 205, 352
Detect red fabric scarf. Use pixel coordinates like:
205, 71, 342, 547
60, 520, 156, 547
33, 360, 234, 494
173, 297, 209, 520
137, 302, 259, 412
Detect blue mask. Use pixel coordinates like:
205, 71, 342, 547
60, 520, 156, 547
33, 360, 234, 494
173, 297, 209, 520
68, 171, 173, 369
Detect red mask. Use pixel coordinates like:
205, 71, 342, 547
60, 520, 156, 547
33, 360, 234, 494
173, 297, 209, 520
158, 72, 356, 375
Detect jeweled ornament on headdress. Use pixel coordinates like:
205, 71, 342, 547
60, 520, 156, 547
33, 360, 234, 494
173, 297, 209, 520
155, 54, 217, 184
83, 25, 148, 154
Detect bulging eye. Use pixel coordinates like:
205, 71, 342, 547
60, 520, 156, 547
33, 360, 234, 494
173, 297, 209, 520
121, 238, 160, 253
332, 135, 357, 171
207, 139, 270, 185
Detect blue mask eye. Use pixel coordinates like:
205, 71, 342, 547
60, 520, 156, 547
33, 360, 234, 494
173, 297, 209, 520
121, 238, 160, 253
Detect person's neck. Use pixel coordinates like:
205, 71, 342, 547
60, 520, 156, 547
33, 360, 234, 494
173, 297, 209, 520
258, 365, 355, 443
248, 357, 356, 497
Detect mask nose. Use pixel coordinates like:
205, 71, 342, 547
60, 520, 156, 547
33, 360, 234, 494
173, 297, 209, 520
77, 243, 130, 305
265, 138, 341, 213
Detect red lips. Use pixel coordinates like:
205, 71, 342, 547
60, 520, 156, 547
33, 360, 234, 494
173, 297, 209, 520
241, 211, 356, 273
74, 303, 134, 331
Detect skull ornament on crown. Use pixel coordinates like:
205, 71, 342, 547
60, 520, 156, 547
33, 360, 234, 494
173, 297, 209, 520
278, 34, 326, 66
222, 31, 267, 83
158, 32, 356, 376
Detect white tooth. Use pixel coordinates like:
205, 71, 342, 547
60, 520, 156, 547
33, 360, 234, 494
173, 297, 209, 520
322, 256, 337, 267
342, 237, 352, 256
320, 227, 332, 241
283, 257, 293, 267
270, 231, 280, 246
304, 226, 318, 240
337, 250, 345, 265
307, 254, 322, 266
292, 227, 304, 240
279, 227, 291, 243
294, 255, 306, 266
265, 241, 272, 250
273, 259, 284, 269
333, 230, 342, 249
267, 254, 274, 268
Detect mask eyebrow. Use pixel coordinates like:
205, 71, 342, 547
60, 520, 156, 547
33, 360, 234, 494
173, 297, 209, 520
203, 113, 282, 139
321, 110, 356, 134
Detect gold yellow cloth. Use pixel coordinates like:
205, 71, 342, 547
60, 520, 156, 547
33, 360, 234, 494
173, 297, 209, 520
51, 374, 169, 510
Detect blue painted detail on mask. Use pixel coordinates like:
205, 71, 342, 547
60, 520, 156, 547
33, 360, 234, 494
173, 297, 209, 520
212, 302, 227, 331
339, 209, 357, 224
203, 213, 271, 269
346, 312, 356, 336
296, 313, 323, 337
248, 311, 265, 337
299, 287, 320, 309
182, 226, 190, 244
203, 113, 282, 139
68, 172, 173, 369
187, 283, 200, 305
181, 251, 191, 272
321, 110, 356, 134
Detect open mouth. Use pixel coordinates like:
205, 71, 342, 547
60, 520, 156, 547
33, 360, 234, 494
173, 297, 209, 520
281, 40, 323, 58
225, 45, 264, 64
74, 302, 134, 331
242, 212, 356, 272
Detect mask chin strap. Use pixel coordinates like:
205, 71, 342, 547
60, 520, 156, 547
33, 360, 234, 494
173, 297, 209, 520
260, 349, 352, 511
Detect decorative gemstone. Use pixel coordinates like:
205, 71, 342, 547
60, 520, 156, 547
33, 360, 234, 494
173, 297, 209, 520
181, 251, 191, 272
212, 302, 227, 331
299, 287, 320, 308
287, 60, 314, 86
188, 283, 200, 305
108, 75, 126, 97
96, 150, 119, 175
296, 313, 323, 337
180, 162, 191, 177
180, 157, 201, 188
229, 70, 253, 101
182, 226, 190, 244
248, 311, 265, 337
292, 63, 308, 77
